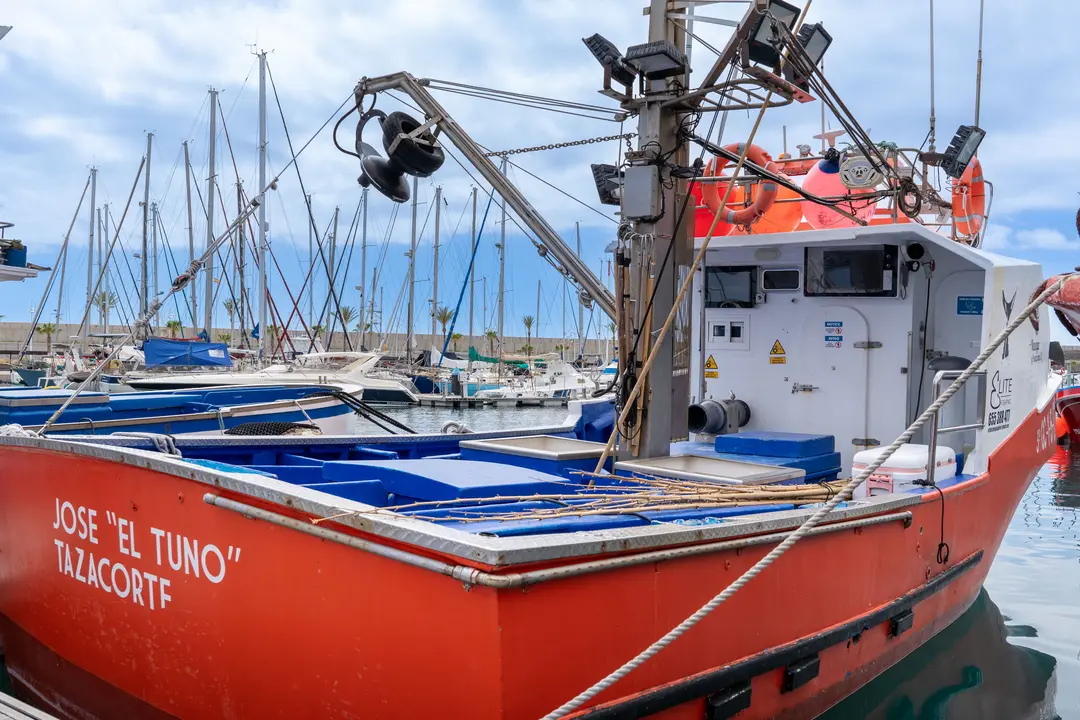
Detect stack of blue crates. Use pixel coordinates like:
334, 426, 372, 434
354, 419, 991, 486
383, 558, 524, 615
707, 431, 842, 483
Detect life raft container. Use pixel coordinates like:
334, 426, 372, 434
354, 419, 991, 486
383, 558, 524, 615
951, 156, 985, 238
701, 143, 780, 227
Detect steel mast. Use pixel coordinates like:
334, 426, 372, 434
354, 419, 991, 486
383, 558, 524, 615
203, 89, 218, 339
257, 50, 269, 363
82, 166, 97, 353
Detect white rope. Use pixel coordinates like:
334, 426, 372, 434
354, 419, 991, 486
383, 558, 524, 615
0, 424, 35, 438
542, 273, 1068, 719
111, 432, 182, 457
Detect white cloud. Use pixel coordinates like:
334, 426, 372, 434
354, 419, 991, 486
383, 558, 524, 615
978, 225, 1078, 252
1015, 228, 1076, 250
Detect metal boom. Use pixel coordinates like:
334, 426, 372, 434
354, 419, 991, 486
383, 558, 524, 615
354, 72, 617, 320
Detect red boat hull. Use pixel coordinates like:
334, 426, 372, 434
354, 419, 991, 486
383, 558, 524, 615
1057, 385, 1080, 440
0, 404, 1053, 720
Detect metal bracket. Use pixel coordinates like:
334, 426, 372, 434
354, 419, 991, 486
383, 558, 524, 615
854, 341, 883, 349
791, 383, 819, 394
385, 115, 443, 157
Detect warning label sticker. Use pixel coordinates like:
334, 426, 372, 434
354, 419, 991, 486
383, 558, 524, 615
704, 355, 718, 370
770, 356, 786, 365
770, 340, 786, 356
704, 370, 718, 379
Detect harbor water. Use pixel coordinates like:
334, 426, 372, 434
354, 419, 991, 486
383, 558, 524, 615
2, 405, 1076, 717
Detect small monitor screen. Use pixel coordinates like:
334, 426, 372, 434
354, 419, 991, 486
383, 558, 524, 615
705, 266, 756, 308
804, 245, 897, 297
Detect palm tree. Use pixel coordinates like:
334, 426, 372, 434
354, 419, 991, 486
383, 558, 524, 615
165, 319, 183, 338
94, 291, 118, 316
223, 299, 237, 344
266, 324, 280, 359
522, 315, 534, 357
337, 306, 357, 350
216, 332, 231, 344
312, 325, 325, 351
521, 343, 534, 355
484, 329, 497, 355
451, 332, 463, 352
36, 323, 57, 356
435, 305, 453, 341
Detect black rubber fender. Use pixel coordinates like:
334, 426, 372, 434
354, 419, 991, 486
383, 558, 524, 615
382, 110, 445, 177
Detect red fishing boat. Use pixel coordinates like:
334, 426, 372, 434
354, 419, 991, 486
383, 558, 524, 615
0, 2, 1072, 719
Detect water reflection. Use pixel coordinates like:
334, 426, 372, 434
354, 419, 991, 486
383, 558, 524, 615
827, 452, 1080, 719
821, 590, 1058, 719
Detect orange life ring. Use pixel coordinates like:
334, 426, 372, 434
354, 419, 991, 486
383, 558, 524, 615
951, 157, 985, 238
701, 143, 780, 227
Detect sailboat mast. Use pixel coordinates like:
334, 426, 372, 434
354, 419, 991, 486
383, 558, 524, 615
183, 140, 196, 325
236, 181, 245, 347
469, 186, 477, 350
497, 156, 507, 378
406, 176, 417, 360
536, 279, 541, 357
82, 166, 97, 352
256, 49, 269, 363
431, 185, 441, 345
140, 133, 152, 318
360, 186, 368, 350
575, 221, 583, 358
100, 205, 108, 334
306, 193, 313, 330
203, 88, 218, 339
151, 201, 159, 327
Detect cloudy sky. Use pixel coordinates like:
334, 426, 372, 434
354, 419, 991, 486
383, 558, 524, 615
1, 0, 1076, 343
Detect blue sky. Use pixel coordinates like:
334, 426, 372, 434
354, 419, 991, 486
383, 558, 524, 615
1, 0, 1077, 343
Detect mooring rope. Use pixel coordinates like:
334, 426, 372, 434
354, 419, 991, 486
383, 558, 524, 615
542, 272, 1068, 719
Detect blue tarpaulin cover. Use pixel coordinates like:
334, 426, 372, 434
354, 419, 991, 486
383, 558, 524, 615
143, 338, 233, 368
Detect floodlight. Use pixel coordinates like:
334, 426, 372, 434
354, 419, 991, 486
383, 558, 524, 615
582, 33, 637, 88
591, 164, 623, 206
625, 40, 689, 80
941, 125, 986, 180
796, 22, 832, 66
747, 0, 801, 67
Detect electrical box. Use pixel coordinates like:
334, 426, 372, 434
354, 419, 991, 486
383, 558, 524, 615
622, 165, 660, 220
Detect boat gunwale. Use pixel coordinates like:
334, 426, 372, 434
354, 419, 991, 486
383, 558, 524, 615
0, 431, 924, 568
11, 390, 355, 434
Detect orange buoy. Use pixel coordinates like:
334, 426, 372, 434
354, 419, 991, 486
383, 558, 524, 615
800, 156, 878, 229
951, 157, 986, 238
1056, 413, 1069, 441
701, 144, 781, 226
690, 182, 733, 238
727, 182, 802, 235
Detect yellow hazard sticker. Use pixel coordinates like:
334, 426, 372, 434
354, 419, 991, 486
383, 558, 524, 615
770, 340, 786, 356
770, 356, 786, 364
704, 370, 718, 378
704, 355, 718, 370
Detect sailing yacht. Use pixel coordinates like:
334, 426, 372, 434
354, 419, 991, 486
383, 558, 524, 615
121, 350, 421, 406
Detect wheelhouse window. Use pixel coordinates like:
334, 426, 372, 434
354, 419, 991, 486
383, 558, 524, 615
804, 245, 898, 297
761, 268, 801, 291
705, 266, 757, 308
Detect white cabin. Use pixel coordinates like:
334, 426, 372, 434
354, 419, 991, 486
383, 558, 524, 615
690, 223, 1054, 477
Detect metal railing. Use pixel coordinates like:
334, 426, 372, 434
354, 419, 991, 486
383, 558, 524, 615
926, 369, 987, 485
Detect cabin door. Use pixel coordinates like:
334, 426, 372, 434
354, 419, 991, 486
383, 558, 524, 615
793, 306, 870, 471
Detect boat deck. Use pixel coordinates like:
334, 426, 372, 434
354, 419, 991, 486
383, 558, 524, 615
72, 425, 976, 540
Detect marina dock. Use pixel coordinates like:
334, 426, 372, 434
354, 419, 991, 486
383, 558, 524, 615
0, 692, 54, 720
417, 396, 569, 409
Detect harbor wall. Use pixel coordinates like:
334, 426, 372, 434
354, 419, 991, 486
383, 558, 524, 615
0, 322, 611, 361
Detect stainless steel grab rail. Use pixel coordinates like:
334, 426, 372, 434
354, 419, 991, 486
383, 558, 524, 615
927, 370, 987, 486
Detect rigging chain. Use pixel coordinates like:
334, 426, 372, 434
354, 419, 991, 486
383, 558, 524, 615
484, 132, 636, 158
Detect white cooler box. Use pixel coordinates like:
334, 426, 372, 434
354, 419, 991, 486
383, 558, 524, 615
852, 443, 957, 497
